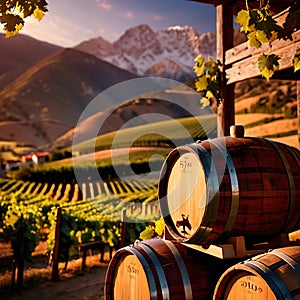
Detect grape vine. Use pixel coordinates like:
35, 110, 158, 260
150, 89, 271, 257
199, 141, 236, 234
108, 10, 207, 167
0, 178, 159, 266
194, 1, 299, 105
193, 54, 221, 107
235, 0, 299, 80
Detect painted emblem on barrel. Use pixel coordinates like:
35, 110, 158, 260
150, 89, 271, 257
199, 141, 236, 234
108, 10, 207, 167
176, 214, 192, 235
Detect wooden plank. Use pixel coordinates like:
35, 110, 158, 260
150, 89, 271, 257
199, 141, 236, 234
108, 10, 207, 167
289, 229, 300, 242
183, 243, 237, 259
225, 39, 300, 83
226, 30, 300, 66
225, 6, 300, 65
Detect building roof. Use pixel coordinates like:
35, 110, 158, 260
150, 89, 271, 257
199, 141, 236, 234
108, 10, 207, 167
32, 152, 49, 158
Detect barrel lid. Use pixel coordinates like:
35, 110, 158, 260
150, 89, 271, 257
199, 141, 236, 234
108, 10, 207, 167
165, 150, 207, 238
112, 254, 151, 300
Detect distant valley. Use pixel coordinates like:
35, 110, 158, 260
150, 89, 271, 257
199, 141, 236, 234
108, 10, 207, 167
0, 25, 298, 151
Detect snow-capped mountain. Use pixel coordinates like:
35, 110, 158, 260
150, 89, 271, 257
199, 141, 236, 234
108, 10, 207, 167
75, 24, 216, 81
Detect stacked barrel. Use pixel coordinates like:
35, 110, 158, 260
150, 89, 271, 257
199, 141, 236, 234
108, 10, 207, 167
104, 130, 300, 299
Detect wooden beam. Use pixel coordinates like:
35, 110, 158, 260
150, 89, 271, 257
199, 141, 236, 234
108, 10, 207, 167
224, 4, 300, 84
216, 4, 235, 137
225, 39, 300, 84
225, 7, 299, 65
226, 31, 300, 66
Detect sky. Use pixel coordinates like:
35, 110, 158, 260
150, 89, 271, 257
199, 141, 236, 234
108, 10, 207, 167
19, 0, 216, 47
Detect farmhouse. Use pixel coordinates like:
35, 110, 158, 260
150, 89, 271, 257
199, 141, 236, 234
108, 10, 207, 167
31, 152, 50, 165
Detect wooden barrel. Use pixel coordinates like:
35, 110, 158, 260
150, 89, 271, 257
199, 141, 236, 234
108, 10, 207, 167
158, 136, 300, 245
213, 246, 300, 299
104, 238, 232, 300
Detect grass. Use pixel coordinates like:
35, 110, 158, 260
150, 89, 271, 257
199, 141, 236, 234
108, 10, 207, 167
72, 114, 217, 154
235, 113, 283, 128
45, 148, 171, 169
244, 118, 298, 138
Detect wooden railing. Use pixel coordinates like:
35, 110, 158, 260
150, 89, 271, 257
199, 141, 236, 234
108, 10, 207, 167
225, 6, 300, 84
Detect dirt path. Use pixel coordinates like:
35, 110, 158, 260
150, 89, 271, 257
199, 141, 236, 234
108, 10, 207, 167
1, 254, 109, 300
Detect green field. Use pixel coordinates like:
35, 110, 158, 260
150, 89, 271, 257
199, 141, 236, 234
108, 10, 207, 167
72, 114, 217, 154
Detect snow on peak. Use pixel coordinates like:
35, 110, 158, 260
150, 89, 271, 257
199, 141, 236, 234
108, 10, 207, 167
75, 24, 216, 81
167, 25, 190, 31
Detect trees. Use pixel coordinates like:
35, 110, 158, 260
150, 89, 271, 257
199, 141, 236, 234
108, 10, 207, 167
0, 0, 48, 37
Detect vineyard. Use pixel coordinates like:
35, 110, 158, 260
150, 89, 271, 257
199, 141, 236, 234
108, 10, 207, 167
0, 176, 160, 288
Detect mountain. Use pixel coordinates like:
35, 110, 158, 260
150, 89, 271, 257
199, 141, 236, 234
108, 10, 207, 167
0, 48, 138, 147
75, 24, 216, 81
0, 33, 61, 92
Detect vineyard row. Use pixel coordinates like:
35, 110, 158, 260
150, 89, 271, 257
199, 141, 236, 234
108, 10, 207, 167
0, 178, 161, 218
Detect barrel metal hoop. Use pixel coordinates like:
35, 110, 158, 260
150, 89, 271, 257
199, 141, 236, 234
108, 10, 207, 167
244, 260, 293, 299
139, 243, 170, 300
164, 240, 193, 300
187, 143, 220, 244
266, 140, 296, 231
209, 140, 239, 236
126, 246, 158, 300
158, 147, 190, 241
271, 249, 300, 277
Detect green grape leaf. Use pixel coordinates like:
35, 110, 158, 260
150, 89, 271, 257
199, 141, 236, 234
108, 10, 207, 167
247, 31, 262, 48
248, 9, 262, 26
205, 59, 219, 76
293, 48, 300, 72
33, 7, 46, 21
258, 54, 280, 80
194, 54, 206, 76
195, 76, 208, 92
255, 30, 269, 45
205, 90, 214, 100
236, 10, 250, 32
255, 14, 282, 39
200, 97, 211, 108
260, 66, 275, 80
139, 226, 154, 241
154, 218, 164, 237
0, 13, 24, 33
207, 80, 219, 96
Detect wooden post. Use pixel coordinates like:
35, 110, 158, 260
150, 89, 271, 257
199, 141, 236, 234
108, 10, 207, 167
119, 209, 126, 248
297, 80, 300, 149
51, 207, 62, 281
11, 259, 16, 290
216, 4, 235, 137
13, 214, 25, 292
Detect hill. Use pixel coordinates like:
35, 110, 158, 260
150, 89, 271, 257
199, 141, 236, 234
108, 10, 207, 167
235, 79, 297, 117
0, 48, 138, 147
53, 87, 209, 149
0, 33, 61, 92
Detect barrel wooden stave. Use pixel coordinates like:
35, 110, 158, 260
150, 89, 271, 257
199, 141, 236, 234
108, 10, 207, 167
214, 246, 300, 300
104, 238, 231, 300
158, 136, 300, 245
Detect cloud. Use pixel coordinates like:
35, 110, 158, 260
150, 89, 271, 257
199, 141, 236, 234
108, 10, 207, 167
153, 15, 164, 20
117, 11, 134, 19
97, 0, 112, 10
123, 11, 134, 19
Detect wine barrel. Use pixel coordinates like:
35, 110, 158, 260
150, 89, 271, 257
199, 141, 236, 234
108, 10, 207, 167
158, 136, 300, 245
213, 246, 300, 299
104, 238, 232, 300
